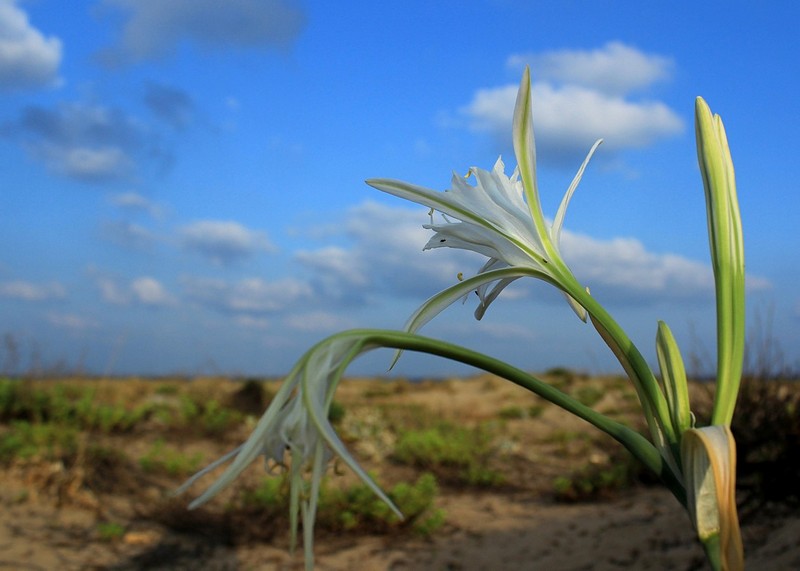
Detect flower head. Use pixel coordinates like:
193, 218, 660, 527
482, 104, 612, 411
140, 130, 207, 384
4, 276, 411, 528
176, 334, 399, 570
367, 67, 600, 323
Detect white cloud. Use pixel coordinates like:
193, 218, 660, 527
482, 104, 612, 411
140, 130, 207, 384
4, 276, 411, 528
0, 0, 62, 90
294, 201, 769, 309
235, 315, 270, 329
296, 201, 475, 302
508, 42, 674, 95
460, 43, 683, 164
131, 277, 174, 306
562, 230, 769, 302
283, 311, 355, 333
101, 221, 156, 250
179, 220, 276, 265
52, 145, 132, 180
110, 192, 163, 217
183, 276, 312, 315
461, 83, 682, 163
9, 102, 166, 182
47, 312, 98, 331
98, 0, 306, 65
561, 231, 714, 301
0, 280, 65, 301
94, 273, 174, 307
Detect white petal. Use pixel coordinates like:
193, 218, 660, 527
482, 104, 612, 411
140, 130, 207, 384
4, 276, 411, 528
551, 139, 602, 248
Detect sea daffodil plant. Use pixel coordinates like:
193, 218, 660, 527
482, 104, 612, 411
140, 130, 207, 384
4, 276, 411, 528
180, 68, 745, 571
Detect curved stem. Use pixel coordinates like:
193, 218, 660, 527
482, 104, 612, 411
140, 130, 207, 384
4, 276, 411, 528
569, 283, 678, 447
342, 329, 686, 505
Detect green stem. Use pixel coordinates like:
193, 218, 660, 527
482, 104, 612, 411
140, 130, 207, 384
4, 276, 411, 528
563, 279, 680, 456
702, 535, 723, 571
347, 329, 686, 505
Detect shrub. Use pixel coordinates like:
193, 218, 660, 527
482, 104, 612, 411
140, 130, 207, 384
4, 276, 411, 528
178, 395, 241, 437
138, 438, 204, 477
728, 378, 800, 513
240, 472, 444, 537
328, 400, 346, 425
319, 472, 444, 536
553, 452, 644, 502
573, 384, 604, 407
498, 406, 525, 419
96, 522, 126, 541
392, 422, 503, 487
0, 421, 79, 463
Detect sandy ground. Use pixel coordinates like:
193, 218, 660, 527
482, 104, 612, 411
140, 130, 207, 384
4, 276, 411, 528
1, 376, 798, 570
1, 484, 798, 570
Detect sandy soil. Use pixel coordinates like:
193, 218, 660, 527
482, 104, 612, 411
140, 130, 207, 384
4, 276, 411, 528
1, 376, 798, 570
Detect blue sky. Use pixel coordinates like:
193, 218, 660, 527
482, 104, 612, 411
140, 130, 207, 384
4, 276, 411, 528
1, 0, 798, 378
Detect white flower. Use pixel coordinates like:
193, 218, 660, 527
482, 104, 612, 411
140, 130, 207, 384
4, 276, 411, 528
176, 334, 400, 570
368, 67, 600, 324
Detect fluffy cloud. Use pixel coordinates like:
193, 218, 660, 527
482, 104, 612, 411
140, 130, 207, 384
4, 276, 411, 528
0, 280, 66, 301
101, 220, 156, 250
460, 43, 683, 164
5, 102, 167, 182
98, 0, 307, 65
283, 311, 355, 333
95, 274, 174, 307
179, 220, 276, 265
295, 201, 476, 303
0, 0, 62, 90
507, 42, 674, 96
110, 192, 163, 218
294, 201, 767, 309
47, 312, 99, 331
183, 276, 312, 315
130, 277, 174, 306
560, 232, 714, 303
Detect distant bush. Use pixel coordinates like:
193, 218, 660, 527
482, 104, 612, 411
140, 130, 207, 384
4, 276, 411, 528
392, 422, 503, 487
0, 379, 148, 433
729, 378, 800, 513
237, 472, 444, 538
573, 385, 604, 408
553, 452, 644, 502
96, 522, 126, 542
498, 406, 525, 419
178, 395, 241, 437
328, 400, 346, 425
138, 438, 204, 477
0, 420, 78, 463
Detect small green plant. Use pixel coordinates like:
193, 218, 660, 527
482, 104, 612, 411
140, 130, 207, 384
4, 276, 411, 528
327, 399, 346, 425
96, 522, 126, 541
0, 380, 149, 433
528, 404, 546, 418
498, 405, 525, 419
155, 383, 180, 396
238, 472, 444, 537
178, 395, 241, 437
553, 455, 641, 502
393, 422, 503, 487
0, 421, 78, 463
573, 384, 604, 408
139, 438, 204, 477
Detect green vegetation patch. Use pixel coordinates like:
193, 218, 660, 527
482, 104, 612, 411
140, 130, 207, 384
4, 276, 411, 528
392, 422, 503, 487
238, 472, 444, 537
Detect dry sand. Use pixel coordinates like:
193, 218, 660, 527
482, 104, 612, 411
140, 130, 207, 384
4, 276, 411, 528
1, 376, 798, 570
